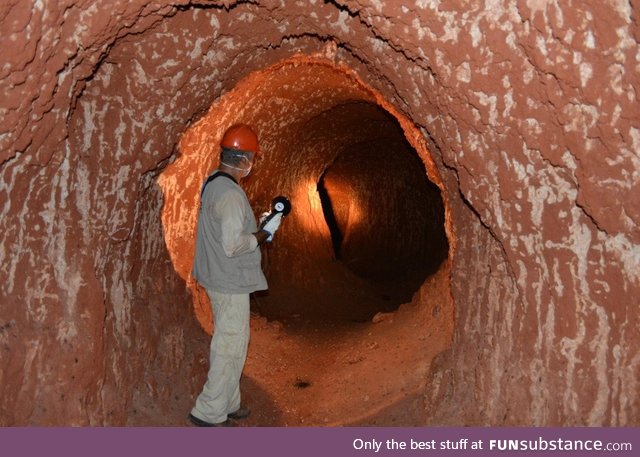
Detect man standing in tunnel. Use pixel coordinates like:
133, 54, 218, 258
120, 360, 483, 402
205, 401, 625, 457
188, 124, 283, 427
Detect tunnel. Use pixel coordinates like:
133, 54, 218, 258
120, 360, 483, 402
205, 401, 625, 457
1, 1, 639, 426
161, 58, 451, 326
158, 58, 454, 424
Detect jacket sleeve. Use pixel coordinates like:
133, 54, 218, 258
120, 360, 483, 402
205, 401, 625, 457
214, 190, 258, 257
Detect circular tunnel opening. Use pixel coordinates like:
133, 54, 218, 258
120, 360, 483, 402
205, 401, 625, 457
302, 106, 448, 321
246, 96, 451, 325
159, 55, 455, 425
310, 103, 448, 318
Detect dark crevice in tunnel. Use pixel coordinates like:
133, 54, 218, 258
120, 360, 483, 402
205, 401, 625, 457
317, 172, 343, 260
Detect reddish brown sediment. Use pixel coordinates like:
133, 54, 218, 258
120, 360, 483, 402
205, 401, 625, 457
1, 1, 638, 426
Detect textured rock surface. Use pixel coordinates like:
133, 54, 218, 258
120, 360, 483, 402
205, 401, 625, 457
1, 0, 638, 425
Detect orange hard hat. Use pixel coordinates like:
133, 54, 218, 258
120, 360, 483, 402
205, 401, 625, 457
221, 124, 260, 154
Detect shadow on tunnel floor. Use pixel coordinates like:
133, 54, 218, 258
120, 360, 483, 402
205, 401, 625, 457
252, 258, 445, 330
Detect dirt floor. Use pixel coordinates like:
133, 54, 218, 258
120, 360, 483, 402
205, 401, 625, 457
227, 261, 454, 427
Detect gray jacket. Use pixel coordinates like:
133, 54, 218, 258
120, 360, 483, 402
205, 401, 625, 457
192, 171, 267, 294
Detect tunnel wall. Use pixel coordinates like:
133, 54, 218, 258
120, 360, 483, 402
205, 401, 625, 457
1, 0, 639, 425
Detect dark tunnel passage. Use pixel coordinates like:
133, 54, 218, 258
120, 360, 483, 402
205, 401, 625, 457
158, 56, 455, 425
249, 99, 450, 325
251, 110, 449, 322
313, 111, 448, 313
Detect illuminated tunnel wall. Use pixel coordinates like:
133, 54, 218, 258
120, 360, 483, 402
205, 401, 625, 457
1, 1, 638, 426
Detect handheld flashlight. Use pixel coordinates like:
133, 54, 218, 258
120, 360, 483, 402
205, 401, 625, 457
259, 196, 292, 230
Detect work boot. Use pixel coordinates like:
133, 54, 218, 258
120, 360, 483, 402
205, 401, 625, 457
227, 406, 251, 420
188, 413, 234, 427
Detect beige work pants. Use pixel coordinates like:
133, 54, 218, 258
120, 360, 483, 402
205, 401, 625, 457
190, 290, 250, 424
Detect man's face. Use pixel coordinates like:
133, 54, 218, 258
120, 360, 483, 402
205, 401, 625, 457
238, 151, 256, 178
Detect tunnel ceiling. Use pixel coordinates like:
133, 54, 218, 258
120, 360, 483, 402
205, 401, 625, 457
1, 0, 639, 426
